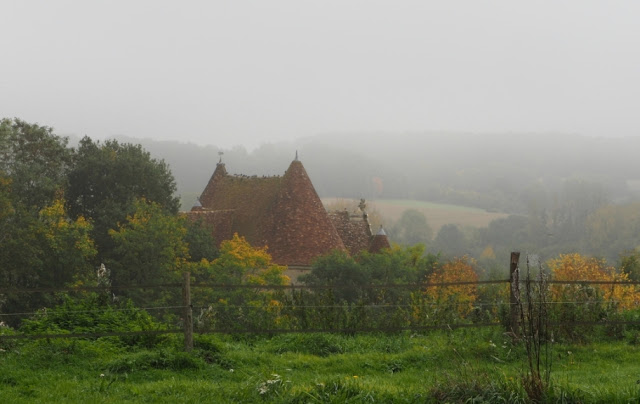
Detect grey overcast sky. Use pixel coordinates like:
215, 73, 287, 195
2, 1, 640, 149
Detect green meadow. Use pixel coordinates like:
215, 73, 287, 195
2, 328, 639, 403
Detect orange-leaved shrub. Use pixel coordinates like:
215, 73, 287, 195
547, 253, 640, 341
425, 256, 478, 321
548, 253, 640, 311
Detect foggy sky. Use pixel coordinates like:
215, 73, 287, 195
3, 1, 640, 149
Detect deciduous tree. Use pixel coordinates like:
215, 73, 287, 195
38, 197, 97, 286
390, 209, 433, 246
620, 249, 640, 282
67, 137, 180, 260
194, 233, 288, 286
425, 256, 478, 318
548, 253, 639, 311
189, 234, 289, 330
0, 197, 96, 324
107, 199, 188, 291
0, 118, 72, 211
433, 224, 468, 257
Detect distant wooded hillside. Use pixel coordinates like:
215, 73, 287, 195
116, 132, 640, 214
113, 132, 640, 265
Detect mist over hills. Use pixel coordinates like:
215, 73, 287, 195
54, 130, 640, 265
113, 132, 640, 215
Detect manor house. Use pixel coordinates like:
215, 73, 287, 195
186, 155, 390, 268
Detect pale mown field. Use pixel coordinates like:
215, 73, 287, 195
323, 198, 509, 233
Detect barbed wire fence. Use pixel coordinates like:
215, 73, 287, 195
1, 253, 640, 350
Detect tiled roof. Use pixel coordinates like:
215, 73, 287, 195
368, 230, 391, 253
188, 159, 360, 266
198, 163, 283, 244
186, 209, 235, 245
262, 160, 346, 266
328, 211, 372, 255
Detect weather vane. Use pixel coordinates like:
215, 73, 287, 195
359, 198, 366, 212
218, 151, 224, 163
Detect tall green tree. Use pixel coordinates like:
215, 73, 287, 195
585, 203, 640, 261
301, 246, 438, 303
549, 179, 609, 249
0, 174, 14, 243
184, 218, 219, 262
358, 244, 437, 285
390, 209, 433, 246
619, 249, 640, 282
0, 118, 93, 321
433, 224, 469, 258
107, 199, 188, 305
0, 197, 97, 325
301, 250, 366, 302
37, 198, 97, 286
67, 137, 180, 259
0, 118, 72, 211
481, 215, 530, 250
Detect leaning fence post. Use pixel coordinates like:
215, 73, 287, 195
182, 271, 193, 351
509, 252, 520, 336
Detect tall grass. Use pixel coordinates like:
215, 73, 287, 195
2, 328, 640, 402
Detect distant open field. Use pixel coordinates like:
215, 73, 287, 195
324, 198, 509, 233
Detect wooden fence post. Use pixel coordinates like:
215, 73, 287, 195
182, 271, 193, 351
509, 252, 520, 336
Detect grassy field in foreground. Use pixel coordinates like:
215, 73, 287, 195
324, 198, 509, 233
1, 328, 639, 403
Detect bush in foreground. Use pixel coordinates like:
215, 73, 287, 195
19, 292, 168, 347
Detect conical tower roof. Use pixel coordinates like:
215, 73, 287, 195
369, 226, 391, 253
198, 162, 228, 208
264, 159, 346, 266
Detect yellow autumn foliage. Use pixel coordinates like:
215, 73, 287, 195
190, 233, 289, 286
39, 198, 95, 258
548, 253, 640, 311
426, 256, 478, 317
480, 245, 496, 259
217, 233, 273, 269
